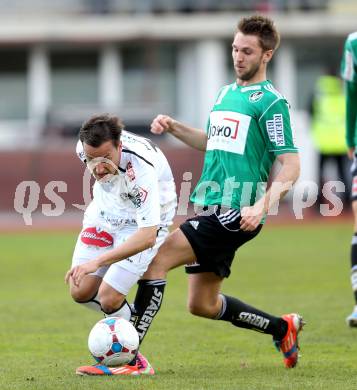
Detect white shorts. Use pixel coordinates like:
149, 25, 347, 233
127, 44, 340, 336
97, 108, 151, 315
71, 223, 169, 296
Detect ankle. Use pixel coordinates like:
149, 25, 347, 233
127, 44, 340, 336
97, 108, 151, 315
273, 318, 288, 340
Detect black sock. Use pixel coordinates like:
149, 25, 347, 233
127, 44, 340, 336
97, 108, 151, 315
130, 279, 166, 345
217, 294, 287, 340
351, 233, 357, 303
126, 280, 166, 366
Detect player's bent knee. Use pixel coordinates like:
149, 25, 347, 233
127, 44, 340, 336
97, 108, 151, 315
187, 301, 213, 318
70, 288, 95, 303
70, 288, 102, 312
69, 275, 101, 302
187, 295, 221, 318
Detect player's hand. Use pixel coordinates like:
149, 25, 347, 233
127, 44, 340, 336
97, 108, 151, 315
65, 261, 99, 287
150, 114, 174, 135
348, 147, 355, 160
240, 204, 264, 231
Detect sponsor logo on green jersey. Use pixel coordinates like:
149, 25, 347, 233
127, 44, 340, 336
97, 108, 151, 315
249, 91, 264, 103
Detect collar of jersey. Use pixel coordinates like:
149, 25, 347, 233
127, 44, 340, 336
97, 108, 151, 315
233, 79, 271, 90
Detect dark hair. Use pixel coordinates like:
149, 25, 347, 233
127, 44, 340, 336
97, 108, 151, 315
236, 15, 280, 52
79, 114, 124, 147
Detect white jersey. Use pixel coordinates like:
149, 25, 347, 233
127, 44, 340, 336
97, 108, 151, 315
76, 130, 177, 229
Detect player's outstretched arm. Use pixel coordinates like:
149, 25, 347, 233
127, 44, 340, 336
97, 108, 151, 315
150, 114, 207, 151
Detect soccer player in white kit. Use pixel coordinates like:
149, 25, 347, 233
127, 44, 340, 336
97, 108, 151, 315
65, 114, 176, 375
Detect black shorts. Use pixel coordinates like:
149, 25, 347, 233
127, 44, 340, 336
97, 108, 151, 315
180, 207, 262, 278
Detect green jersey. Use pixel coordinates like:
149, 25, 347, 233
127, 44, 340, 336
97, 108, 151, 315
341, 32, 357, 148
190, 80, 298, 210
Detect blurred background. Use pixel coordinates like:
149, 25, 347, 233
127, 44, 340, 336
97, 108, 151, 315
0, 0, 356, 229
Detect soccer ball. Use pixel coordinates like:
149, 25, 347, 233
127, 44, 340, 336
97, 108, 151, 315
88, 317, 139, 366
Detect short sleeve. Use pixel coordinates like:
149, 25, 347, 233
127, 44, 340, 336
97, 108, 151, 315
206, 85, 232, 134
259, 98, 298, 156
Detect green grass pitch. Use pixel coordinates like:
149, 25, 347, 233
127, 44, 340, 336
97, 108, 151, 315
1, 222, 357, 390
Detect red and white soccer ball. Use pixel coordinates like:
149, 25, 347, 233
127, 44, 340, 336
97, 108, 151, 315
88, 317, 139, 366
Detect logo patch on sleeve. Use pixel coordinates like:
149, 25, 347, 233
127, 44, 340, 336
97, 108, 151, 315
266, 114, 285, 146
81, 227, 114, 247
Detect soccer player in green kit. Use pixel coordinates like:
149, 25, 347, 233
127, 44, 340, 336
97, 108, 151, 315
149, 15, 304, 368
70, 15, 305, 370
341, 31, 357, 327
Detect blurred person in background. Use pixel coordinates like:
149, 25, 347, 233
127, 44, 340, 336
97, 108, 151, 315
65, 114, 177, 375
341, 32, 357, 327
310, 70, 348, 209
